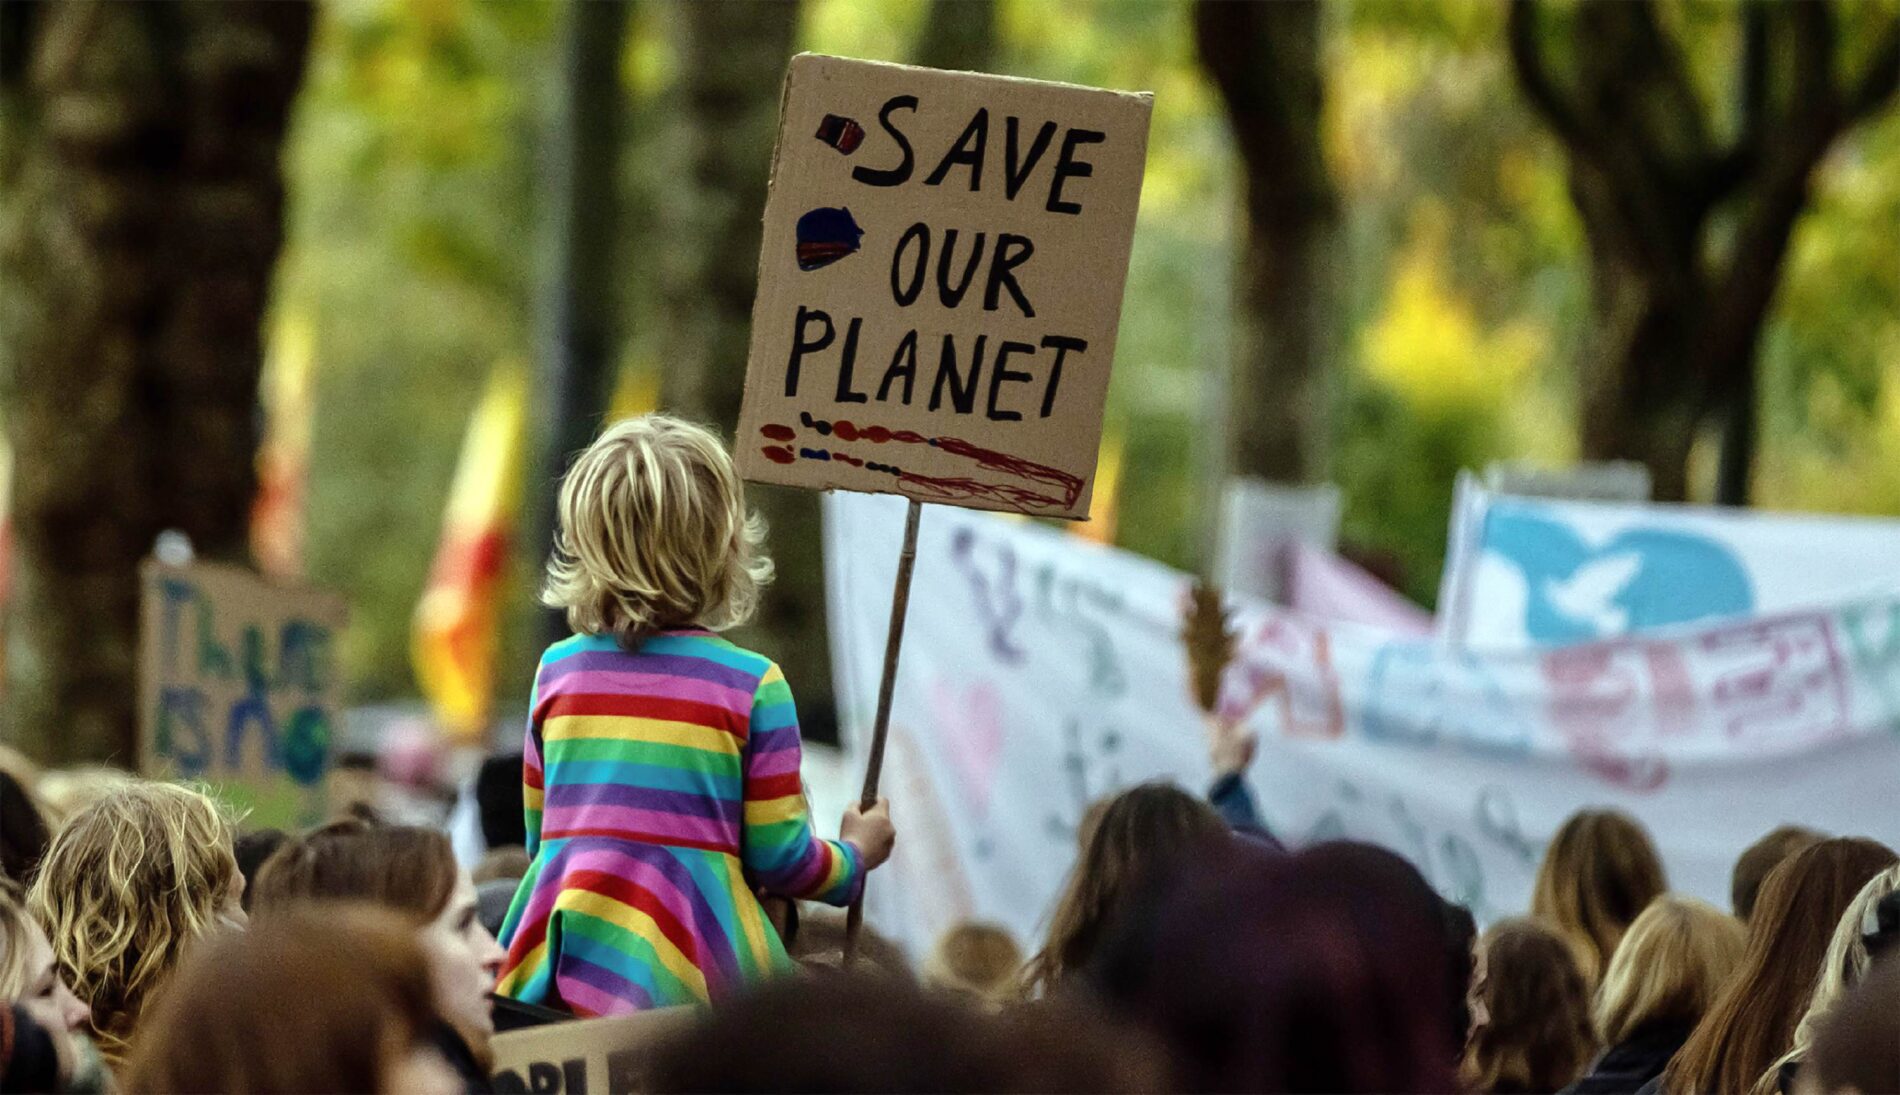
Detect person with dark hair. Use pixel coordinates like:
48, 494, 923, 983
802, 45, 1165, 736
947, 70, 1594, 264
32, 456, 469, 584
1665, 837, 1898, 1095
123, 906, 461, 1094
1090, 840, 1459, 1092
252, 819, 505, 1091
0, 769, 50, 885
647, 974, 1161, 1093
1020, 782, 1231, 996
1802, 953, 1900, 1095
232, 829, 288, 913
1734, 826, 1825, 924
1465, 918, 1598, 1093
474, 753, 526, 852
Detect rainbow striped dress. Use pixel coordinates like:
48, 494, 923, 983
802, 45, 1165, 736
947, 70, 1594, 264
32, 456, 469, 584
494, 630, 863, 1014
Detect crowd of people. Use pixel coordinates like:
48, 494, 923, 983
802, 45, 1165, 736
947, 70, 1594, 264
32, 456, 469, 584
4, 414, 1900, 1093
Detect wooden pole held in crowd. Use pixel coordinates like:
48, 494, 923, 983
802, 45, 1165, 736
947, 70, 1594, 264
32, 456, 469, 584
844, 498, 924, 960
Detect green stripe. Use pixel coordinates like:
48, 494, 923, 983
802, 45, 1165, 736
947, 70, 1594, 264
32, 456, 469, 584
543, 737, 736, 774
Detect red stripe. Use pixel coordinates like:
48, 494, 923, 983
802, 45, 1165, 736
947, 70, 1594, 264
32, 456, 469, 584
541, 692, 739, 734
745, 771, 800, 800
564, 868, 699, 962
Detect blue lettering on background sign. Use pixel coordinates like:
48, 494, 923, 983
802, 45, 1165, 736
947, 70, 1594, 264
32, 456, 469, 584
152, 577, 335, 789
1484, 507, 1754, 643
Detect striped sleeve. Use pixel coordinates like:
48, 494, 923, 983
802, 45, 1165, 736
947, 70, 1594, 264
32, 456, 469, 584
740, 663, 864, 906
522, 668, 546, 860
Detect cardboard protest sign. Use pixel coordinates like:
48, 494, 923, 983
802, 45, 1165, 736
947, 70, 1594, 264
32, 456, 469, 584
736, 54, 1153, 519
138, 561, 346, 828
490, 1010, 691, 1095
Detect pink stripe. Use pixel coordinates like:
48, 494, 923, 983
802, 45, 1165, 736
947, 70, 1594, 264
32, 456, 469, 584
747, 747, 804, 779
558, 977, 637, 1018
539, 669, 754, 713
546, 804, 737, 848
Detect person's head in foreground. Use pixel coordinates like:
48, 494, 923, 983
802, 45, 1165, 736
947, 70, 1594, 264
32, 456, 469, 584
122, 905, 461, 1095
0, 765, 51, 885
27, 779, 241, 1062
1021, 782, 1229, 996
1757, 865, 1900, 1095
1734, 825, 1826, 923
0, 881, 89, 1034
646, 972, 1162, 1093
1531, 808, 1666, 986
923, 921, 1024, 1007
1578, 895, 1744, 1092
544, 413, 773, 647
1463, 917, 1596, 1094
1665, 836, 1899, 1095
251, 818, 505, 1073
1090, 839, 1459, 1093
1797, 952, 1900, 1095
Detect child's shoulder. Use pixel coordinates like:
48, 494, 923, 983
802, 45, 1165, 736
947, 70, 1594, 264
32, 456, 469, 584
539, 630, 781, 682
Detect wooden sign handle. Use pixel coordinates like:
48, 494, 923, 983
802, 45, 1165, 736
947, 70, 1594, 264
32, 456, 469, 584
844, 498, 923, 961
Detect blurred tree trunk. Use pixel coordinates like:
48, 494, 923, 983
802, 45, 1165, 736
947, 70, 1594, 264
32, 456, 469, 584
1193, 0, 1338, 485
0, 1, 313, 766
534, 0, 628, 646
914, 0, 996, 74
657, 2, 839, 739
1509, 1, 1900, 503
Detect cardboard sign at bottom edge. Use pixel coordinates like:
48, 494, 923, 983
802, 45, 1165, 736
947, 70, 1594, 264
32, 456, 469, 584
742, 456, 1097, 522
489, 1008, 693, 1095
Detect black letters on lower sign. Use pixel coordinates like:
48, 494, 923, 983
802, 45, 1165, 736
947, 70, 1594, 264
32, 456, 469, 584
1039, 335, 1086, 417
984, 234, 1035, 317
986, 340, 1036, 421
929, 333, 986, 415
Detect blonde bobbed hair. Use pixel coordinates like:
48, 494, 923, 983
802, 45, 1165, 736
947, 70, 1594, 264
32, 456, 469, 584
27, 779, 237, 1062
1594, 894, 1745, 1048
543, 414, 773, 646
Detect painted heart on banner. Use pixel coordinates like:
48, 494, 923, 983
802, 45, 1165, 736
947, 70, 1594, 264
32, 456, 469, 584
928, 677, 1007, 818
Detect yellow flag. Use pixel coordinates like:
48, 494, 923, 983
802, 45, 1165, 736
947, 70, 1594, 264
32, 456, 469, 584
412, 363, 528, 742
251, 313, 316, 578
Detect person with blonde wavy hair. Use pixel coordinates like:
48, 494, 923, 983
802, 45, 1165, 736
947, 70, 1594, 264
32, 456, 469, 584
1566, 896, 1745, 1094
495, 415, 895, 1016
1750, 864, 1900, 1095
27, 779, 244, 1063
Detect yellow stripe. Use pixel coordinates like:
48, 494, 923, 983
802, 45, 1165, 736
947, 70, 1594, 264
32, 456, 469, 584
557, 890, 709, 998
496, 940, 548, 995
723, 860, 774, 971
744, 795, 808, 825
543, 714, 741, 755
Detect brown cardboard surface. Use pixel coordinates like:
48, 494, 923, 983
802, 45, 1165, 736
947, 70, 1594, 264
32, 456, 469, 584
137, 560, 346, 828
490, 1009, 692, 1094
735, 54, 1152, 519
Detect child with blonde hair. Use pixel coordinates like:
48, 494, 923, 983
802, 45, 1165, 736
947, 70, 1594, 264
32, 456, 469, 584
495, 415, 895, 1015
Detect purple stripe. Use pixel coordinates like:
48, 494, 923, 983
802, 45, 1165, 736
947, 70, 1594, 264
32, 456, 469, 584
545, 804, 739, 848
748, 725, 801, 756
542, 651, 759, 694
545, 782, 741, 824
538, 668, 754, 714
558, 954, 660, 1013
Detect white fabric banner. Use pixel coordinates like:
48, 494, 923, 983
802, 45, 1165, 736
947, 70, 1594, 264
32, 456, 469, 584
826, 493, 1900, 960
1439, 475, 1900, 649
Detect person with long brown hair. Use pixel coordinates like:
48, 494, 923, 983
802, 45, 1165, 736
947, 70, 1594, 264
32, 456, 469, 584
1567, 896, 1745, 1095
1533, 809, 1667, 987
123, 906, 462, 1094
1662, 836, 1897, 1094
1465, 918, 1598, 1093
27, 780, 245, 1065
1752, 864, 1900, 1095
1019, 782, 1229, 996
251, 818, 505, 1090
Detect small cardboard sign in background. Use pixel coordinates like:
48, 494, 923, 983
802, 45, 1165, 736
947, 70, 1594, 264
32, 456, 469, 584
138, 561, 346, 828
736, 54, 1153, 519
490, 1010, 691, 1095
